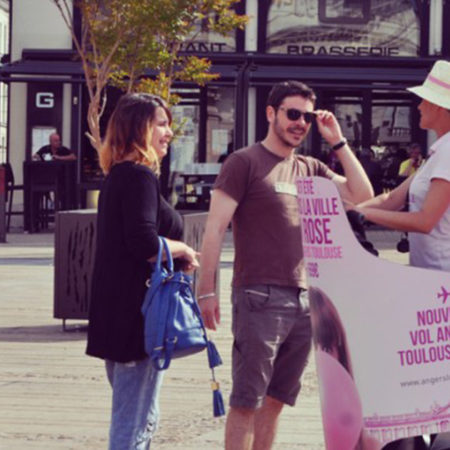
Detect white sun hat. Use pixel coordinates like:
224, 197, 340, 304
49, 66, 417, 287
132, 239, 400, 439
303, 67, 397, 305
407, 60, 450, 109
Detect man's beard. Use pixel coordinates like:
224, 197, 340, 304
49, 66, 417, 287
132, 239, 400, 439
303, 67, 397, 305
273, 117, 306, 148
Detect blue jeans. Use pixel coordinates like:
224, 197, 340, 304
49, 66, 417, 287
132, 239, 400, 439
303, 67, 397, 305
105, 358, 164, 450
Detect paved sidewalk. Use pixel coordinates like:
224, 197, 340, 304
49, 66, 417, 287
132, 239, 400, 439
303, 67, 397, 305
0, 229, 407, 449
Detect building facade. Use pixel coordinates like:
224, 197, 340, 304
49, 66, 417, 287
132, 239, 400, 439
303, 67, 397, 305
0, 0, 9, 163
1, 0, 449, 222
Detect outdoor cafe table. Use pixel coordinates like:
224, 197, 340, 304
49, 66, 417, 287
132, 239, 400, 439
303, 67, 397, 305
23, 160, 76, 232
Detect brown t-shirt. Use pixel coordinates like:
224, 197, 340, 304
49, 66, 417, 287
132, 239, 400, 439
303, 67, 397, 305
214, 142, 334, 289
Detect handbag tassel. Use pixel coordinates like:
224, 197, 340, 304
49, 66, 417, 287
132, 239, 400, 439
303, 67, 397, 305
211, 380, 225, 417
207, 341, 222, 369
206, 341, 224, 416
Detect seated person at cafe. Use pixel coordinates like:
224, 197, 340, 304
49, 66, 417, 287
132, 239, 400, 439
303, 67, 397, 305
33, 133, 76, 161
398, 142, 422, 178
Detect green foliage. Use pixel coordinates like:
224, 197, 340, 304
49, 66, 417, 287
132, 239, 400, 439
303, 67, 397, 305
52, 0, 247, 147
176, 56, 219, 85
111, 0, 248, 104
137, 76, 182, 107
62, 0, 247, 100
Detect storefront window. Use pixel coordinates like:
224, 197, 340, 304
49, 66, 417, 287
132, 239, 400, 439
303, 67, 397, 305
318, 94, 362, 153
171, 102, 200, 172
371, 96, 412, 183
315, 99, 362, 167
206, 86, 235, 162
334, 101, 362, 147
266, 0, 421, 57
371, 97, 412, 190
372, 103, 411, 147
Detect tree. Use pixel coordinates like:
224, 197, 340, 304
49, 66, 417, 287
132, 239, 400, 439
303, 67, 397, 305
52, 0, 247, 151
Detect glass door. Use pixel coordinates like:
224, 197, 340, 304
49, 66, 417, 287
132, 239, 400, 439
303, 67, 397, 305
315, 89, 364, 167
316, 88, 419, 192
371, 90, 417, 190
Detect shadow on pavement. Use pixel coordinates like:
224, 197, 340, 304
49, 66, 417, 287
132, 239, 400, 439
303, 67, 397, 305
0, 257, 53, 266
0, 324, 87, 342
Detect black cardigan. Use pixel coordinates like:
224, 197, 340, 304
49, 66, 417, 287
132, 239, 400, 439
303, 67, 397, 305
86, 162, 183, 362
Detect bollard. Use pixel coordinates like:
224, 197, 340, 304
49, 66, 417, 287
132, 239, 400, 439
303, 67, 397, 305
0, 165, 5, 242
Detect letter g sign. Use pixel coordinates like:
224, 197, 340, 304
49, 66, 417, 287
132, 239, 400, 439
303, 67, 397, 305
36, 92, 55, 108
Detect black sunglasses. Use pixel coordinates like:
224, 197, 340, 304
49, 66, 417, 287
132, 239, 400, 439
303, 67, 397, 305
278, 107, 316, 123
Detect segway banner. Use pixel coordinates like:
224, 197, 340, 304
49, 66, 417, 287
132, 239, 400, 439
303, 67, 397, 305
297, 176, 450, 450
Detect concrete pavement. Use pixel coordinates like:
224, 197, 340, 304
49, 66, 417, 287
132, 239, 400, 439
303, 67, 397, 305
0, 229, 407, 449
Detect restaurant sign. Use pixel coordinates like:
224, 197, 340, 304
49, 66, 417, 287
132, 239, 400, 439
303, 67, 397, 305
180, 17, 236, 53
267, 0, 420, 57
179, 41, 229, 53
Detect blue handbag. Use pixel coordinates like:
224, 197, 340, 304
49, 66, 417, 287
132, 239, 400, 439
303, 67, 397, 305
141, 236, 225, 416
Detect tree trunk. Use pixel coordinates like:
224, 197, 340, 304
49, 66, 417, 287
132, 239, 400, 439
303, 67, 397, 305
86, 98, 102, 152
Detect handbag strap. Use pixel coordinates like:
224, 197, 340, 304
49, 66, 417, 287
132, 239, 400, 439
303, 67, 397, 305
150, 281, 172, 370
151, 237, 176, 370
157, 236, 174, 273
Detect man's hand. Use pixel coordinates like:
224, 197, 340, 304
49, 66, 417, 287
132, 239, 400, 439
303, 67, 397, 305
315, 109, 345, 146
199, 295, 220, 331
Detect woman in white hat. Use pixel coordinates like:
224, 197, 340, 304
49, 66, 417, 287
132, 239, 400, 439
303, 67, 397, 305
355, 60, 450, 271
353, 60, 450, 449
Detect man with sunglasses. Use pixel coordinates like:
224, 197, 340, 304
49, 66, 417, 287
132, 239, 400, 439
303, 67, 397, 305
198, 80, 373, 450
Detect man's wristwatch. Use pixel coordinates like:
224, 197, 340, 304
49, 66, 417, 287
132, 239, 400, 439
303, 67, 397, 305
331, 139, 348, 152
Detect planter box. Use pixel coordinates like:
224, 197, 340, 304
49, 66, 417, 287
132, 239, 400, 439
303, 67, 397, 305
54, 209, 211, 328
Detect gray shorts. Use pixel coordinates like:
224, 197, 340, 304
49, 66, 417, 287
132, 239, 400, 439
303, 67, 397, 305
230, 284, 311, 410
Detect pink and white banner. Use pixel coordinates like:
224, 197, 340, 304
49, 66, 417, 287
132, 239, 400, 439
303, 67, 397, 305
297, 176, 450, 449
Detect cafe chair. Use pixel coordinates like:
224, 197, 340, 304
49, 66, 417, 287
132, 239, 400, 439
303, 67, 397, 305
1, 163, 24, 232
29, 171, 58, 232
23, 161, 77, 233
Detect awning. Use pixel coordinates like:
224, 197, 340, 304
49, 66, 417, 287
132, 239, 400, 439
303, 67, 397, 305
0, 48, 245, 84
246, 54, 435, 89
0, 59, 84, 79
0, 49, 83, 82
0, 49, 437, 89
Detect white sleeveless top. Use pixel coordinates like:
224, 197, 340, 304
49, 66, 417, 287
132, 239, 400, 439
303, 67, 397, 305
409, 131, 450, 271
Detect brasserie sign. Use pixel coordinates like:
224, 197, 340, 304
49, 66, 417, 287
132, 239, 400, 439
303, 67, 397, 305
267, 0, 420, 57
